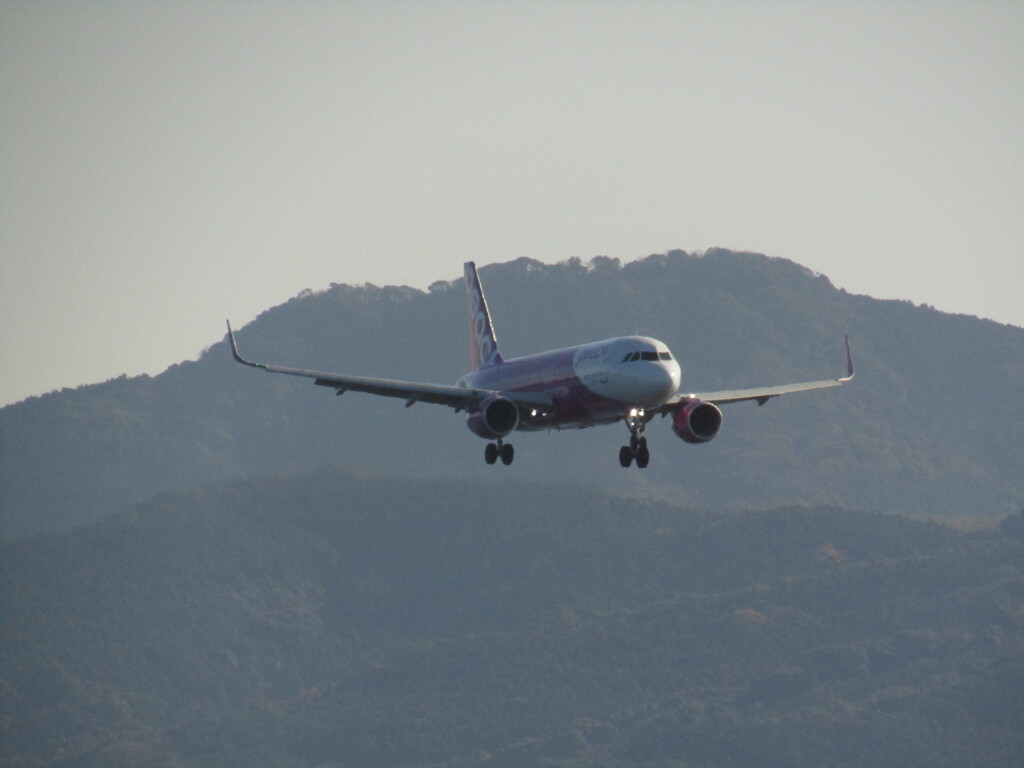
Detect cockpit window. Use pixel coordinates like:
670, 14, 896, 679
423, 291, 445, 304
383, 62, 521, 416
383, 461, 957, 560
623, 350, 668, 362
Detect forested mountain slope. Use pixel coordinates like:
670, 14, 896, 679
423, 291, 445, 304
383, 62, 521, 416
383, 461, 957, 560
2, 471, 1022, 767
2, 250, 1022, 538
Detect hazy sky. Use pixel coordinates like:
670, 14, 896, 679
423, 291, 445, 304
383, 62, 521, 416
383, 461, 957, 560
2, 1, 1022, 406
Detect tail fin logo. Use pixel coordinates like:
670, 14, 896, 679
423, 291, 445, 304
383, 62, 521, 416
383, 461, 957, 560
465, 262, 503, 370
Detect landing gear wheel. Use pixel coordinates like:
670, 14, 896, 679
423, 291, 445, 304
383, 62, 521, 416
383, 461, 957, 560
484, 443, 498, 465
619, 446, 634, 467
635, 445, 650, 468
500, 443, 515, 465
623, 411, 649, 468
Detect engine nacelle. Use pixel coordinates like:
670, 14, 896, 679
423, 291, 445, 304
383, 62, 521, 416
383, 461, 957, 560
466, 396, 520, 439
671, 399, 723, 444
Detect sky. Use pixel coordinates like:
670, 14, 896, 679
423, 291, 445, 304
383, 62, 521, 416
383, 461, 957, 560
2, 1, 1022, 406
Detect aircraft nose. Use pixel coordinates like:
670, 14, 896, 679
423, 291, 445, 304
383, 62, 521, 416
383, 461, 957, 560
668, 361, 682, 392
657, 362, 681, 398
638, 362, 679, 403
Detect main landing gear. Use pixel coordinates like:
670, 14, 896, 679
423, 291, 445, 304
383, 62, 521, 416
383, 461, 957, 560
619, 410, 650, 468
484, 439, 515, 466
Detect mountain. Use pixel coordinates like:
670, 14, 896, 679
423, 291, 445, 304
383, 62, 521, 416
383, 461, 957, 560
2, 470, 1022, 767
2, 250, 1023, 538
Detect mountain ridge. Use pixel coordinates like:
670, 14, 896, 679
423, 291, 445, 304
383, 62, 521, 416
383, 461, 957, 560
2, 249, 1022, 538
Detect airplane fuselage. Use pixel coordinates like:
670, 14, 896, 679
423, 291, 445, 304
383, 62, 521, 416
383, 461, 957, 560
457, 335, 681, 430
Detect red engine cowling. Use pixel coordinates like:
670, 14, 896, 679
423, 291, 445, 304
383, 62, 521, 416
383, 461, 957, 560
671, 399, 723, 444
466, 396, 520, 439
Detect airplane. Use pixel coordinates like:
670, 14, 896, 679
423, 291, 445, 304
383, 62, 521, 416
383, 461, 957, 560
227, 261, 853, 468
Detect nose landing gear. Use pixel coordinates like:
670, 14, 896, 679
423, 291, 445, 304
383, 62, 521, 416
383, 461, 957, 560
619, 437, 650, 468
485, 439, 514, 466
619, 410, 650, 468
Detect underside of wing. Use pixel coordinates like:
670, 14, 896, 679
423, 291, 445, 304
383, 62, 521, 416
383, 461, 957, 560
310, 372, 486, 409
661, 336, 855, 410
226, 322, 552, 412
683, 377, 846, 406
309, 371, 553, 411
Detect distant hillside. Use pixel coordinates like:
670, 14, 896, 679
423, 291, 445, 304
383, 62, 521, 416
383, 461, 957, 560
2, 470, 1022, 767
2, 250, 1023, 538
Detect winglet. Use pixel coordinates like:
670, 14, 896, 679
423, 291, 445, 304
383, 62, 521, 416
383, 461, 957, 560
839, 335, 855, 382
225, 320, 264, 369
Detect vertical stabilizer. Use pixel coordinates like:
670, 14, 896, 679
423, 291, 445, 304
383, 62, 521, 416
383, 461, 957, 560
464, 261, 504, 370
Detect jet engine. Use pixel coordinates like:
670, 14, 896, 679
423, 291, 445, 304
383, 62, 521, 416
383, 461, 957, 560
466, 396, 520, 439
671, 399, 723, 444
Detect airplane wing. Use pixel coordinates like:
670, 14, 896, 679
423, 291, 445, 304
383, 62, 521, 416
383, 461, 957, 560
225, 322, 553, 412
661, 336, 854, 409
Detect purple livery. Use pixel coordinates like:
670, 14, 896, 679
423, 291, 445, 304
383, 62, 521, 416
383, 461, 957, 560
227, 261, 853, 467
